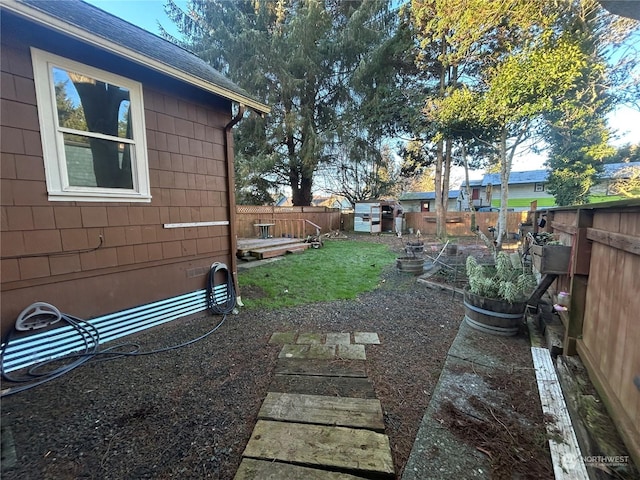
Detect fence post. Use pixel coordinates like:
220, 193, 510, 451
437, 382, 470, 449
563, 207, 593, 355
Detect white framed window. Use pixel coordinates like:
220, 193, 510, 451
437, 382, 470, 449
31, 48, 151, 202
534, 182, 545, 192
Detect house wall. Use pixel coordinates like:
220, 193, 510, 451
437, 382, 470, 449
483, 183, 555, 211
1, 15, 234, 335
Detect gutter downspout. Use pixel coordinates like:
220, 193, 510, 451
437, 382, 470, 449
224, 103, 246, 307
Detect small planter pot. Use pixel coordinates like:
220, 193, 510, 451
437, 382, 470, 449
396, 256, 424, 275
463, 289, 526, 336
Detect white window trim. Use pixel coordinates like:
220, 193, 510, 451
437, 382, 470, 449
31, 48, 151, 202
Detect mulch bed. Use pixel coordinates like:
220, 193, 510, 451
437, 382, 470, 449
1, 234, 549, 479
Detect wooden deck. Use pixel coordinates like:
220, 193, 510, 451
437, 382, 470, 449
237, 237, 311, 260
234, 332, 395, 479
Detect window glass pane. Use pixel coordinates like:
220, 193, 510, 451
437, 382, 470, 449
53, 67, 132, 139
63, 133, 133, 189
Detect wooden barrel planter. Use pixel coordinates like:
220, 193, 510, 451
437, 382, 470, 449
463, 289, 526, 336
396, 257, 424, 275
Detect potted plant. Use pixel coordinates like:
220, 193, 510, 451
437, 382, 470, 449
464, 252, 536, 336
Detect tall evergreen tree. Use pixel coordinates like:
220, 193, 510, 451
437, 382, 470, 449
165, 0, 393, 206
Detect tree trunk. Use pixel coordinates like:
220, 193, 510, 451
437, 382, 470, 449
434, 139, 444, 238
496, 127, 509, 250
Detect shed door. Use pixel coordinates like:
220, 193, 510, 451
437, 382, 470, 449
370, 205, 382, 233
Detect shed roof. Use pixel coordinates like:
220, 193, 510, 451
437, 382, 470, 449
4, 0, 269, 114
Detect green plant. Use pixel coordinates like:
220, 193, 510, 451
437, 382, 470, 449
466, 252, 536, 303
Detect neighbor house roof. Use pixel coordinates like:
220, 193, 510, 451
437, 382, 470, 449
3, 0, 270, 114
461, 163, 640, 188
479, 170, 550, 187
399, 191, 460, 201
602, 162, 640, 178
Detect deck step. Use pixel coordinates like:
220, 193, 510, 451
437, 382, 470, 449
250, 243, 311, 259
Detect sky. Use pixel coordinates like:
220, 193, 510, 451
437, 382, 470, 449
86, 0, 640, 174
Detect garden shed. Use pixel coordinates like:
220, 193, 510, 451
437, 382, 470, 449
354, 200, 396, 233
0, 0, 269, 341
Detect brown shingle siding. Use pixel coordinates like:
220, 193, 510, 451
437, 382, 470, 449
147, 242, 163, 261
19, 256, 50, 280
23, 229, 61, 254
49, 254, 81, 276
12, 179, 48, 205
175, 118, 194, 138
1, 126, 25, 154
127, 206, 144, 225
6, 206, 34, 230
196, 237, 213, 254
162, 240, 181, 259
171, 153, 184, 172
22, 130, 43, 156
32, 206, 55, 229
157, 112, 176, 134
107, 206, 129, 226
133, 244, 149, 263
1, 231, 23, 257
1, 99, 39, 131
54, 207, 82, 229
103, 226, 126, 247
15, 155, 45, 181
1, 153, 17, 179
61, 228, 89, 251
142, 206, 160, 225
80, 206, 108, 227
1, 258, 20, 282
14, 76, 37, 105
2, 72, 17, 101
116, 245, 135, 266
124, 225, 143, 245
1, 44, 33, 79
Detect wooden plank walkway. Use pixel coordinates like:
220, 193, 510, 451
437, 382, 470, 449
235, 331, 395, 479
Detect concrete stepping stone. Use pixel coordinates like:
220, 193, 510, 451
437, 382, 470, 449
268, 374, 376, 398
354, 332, 380, 344
325, 332, 351, 345
258, 392, 385, 431
235, 458, 366, 479
297, 333, 324, 344
279, 344, 336, 360
268, 331, 297, 345
337, 344, 366, 360
242, 420, 394, 478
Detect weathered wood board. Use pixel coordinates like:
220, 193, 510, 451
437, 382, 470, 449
258, 392, 385, 431
242, 420, 394, 478
234, 458, 367, 480
531, 347, 588, 479
268, 374, 376, 398
278, 344, 337, 360
275, 359, 367, 378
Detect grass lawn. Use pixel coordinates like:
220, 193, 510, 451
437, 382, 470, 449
238, 239, 397, 309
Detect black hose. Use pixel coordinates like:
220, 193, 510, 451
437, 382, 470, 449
207, 262, 237, 315
1, 263, 236, 397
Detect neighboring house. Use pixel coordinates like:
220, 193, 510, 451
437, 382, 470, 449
460, 163, 640, 212
312, 196, 352, 211
399, 191, 460, 212
0, 0, 269, 338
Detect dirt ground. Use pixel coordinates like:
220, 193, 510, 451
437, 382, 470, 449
1, 234, 547, 479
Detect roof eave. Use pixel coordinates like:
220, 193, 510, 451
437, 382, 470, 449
3, 0, 270, 115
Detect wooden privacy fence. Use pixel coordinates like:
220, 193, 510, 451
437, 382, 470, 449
405, 211, 530, 237
535, 200, 640, 467
236, 205, 341, 239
